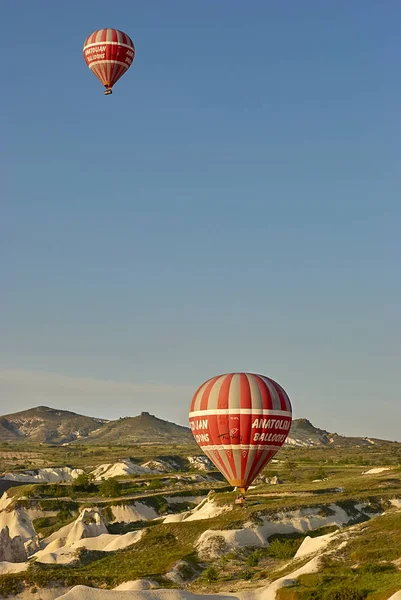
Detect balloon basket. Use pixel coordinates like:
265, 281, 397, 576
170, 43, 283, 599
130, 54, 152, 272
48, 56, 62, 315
104, 89, 112, 95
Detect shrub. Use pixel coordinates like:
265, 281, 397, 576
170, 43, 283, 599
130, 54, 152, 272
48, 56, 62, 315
101, 506, 114, 522
298, 592, 320, 600
247, 552, 260, 567
148, 479, 163, 490
178, 562, 194, 580
0, 574, 24, 596
239, 568, 254, 580
312, 467, 327, 481
322, 587, 367, 600
202, 566, 219, 582
266, 539, 302, 559
359, 562, 396, 574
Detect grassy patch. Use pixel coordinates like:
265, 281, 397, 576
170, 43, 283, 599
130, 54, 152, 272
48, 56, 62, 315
347, 512, 401, 563
32, 514, 76, 538
280, 512, 401, 599
5, 485, 38, 500
288, 562, 401, 599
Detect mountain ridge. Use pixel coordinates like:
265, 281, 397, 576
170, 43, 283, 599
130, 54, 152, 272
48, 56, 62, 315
0, 406, 395, 447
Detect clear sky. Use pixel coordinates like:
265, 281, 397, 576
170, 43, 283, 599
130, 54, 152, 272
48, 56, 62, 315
2, 1, 401, 440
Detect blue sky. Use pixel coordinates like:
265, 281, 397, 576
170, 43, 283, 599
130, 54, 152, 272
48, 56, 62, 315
2, 1, 401, 440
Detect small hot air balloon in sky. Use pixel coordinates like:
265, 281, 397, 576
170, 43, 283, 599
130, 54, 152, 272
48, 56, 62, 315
83, 28, 135, 95
189, 373, 292, 493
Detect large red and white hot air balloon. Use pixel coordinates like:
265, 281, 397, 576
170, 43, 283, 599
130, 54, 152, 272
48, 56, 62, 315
189, 373, 292, 493
83, 29, 135, 95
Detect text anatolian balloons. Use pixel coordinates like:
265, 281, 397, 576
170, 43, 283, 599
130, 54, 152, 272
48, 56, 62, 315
83, 29, 135, 95
189, 373, 292, 492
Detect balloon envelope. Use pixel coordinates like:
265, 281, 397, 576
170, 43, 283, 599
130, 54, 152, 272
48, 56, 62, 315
189, 373, 292, 492
83, 29, 135, 94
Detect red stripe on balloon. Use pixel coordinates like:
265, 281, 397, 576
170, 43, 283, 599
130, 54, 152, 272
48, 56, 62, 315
217, 374, 234, 410
239, 373, 252, 409
269, 378, 289, 412
254, 375, 271, 410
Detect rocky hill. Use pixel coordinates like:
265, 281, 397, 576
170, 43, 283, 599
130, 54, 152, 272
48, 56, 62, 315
0, 406, 393, 447
0, 406, 107, 445
0, 408, 194, 446
78, 412, 194, 445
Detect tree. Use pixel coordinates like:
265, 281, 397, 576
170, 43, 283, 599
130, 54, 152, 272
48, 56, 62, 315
99, 478, 122, 498
72, 473, 96, 493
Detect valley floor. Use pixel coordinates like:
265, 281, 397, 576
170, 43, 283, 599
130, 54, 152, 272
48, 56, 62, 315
0, 443, 401, 599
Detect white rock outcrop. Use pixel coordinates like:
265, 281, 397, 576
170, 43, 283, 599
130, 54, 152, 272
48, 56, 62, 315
109, 503, 158, 523
2, 467, 84, 483
91, 460, 155, 481
196, 503, 372, 559
187, 456, 213, 471
64, 508, 108, 546
0, 500, 40, 555
0, 526, 27, 562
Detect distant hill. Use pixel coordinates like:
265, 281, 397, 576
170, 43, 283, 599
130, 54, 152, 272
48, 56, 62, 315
0, 406, 394, 447
78, 412, 194, 445
0, 406, 107, 445
287, 418, 391, 448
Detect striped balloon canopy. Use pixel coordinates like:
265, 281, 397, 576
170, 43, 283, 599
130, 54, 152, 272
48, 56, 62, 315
189, 373, 292, 492
83, 29, 135, 95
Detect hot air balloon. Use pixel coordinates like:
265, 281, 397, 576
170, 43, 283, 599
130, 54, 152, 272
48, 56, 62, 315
83, 29, 135, 95
189, 373, 292, 494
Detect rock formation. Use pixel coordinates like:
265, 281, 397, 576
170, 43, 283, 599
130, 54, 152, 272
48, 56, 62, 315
0, 526, 27, 562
